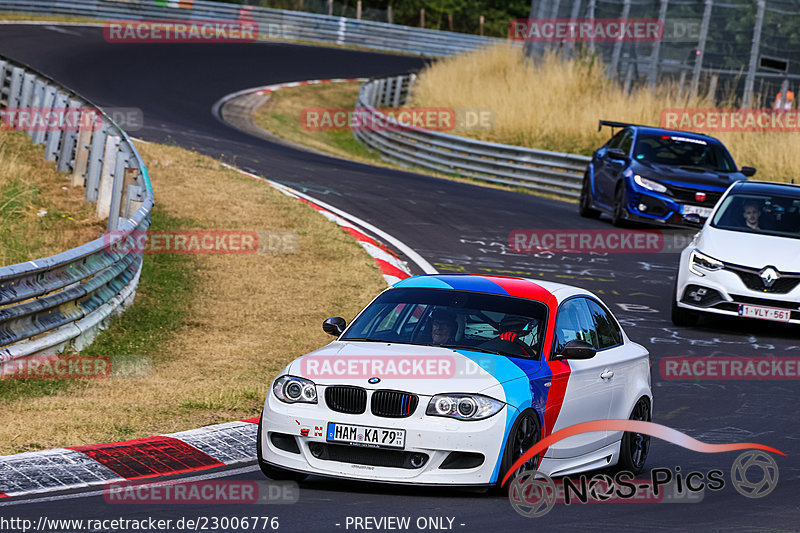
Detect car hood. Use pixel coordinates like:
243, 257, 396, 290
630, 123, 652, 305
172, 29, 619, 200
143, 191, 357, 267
285, 341, 546, 396
695, 225, 800, 271
635, 161, 743, 189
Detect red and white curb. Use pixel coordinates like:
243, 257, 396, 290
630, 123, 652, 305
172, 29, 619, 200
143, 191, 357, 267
231, 164, 414, 284
210, 77, 368, 119
0, 418, 260, 499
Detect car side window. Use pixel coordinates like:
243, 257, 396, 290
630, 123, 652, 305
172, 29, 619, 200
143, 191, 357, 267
586, 299, 623, 349
553, 298, 599, 355
618, 131, 634, 154
606, 130, 626, 149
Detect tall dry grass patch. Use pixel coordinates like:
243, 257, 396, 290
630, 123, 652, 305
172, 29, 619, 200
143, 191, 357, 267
411, 43, 798, 182
0, 130, 105, 266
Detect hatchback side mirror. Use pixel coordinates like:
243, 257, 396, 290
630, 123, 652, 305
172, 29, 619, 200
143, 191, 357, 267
323, 317, 346, 336
740, 166, 757, 177
556, 340, 597, 360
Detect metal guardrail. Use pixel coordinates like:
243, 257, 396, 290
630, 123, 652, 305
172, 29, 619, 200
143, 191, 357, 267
0, 54, 154, 361
0, 0, 500, 57
354, 74, 590, 199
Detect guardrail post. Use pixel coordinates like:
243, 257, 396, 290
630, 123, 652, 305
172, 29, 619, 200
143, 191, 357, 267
0, 60, 8, 93
85, 125, 107, 202
120, 167, 141, 219
7, 67, 23, 108
56, 99, 82, 172
96, 134, 121, 219
27, 78, 46, 138
19, 74, 36, 138
44, 90, 67, 161
392, 75, 403, 107
107, 145, 131, 231
72, 108, 96, 187
32, 85, 56, 145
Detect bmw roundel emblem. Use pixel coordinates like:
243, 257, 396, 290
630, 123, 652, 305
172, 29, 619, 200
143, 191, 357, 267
368, 377, 381, 384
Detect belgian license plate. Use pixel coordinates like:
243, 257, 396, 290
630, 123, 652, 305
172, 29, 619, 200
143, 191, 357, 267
682, 205, 712, 218
738, 304, 792, 322
326, 422, 405, 449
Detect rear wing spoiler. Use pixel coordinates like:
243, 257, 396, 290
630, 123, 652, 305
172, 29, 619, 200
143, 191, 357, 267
597, 120, 639, 132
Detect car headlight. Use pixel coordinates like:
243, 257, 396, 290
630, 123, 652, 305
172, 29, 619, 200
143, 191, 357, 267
634, 174, 667, 193
688, 249, 724, 276
273, 375, 317, 404
426, 394, 503, 421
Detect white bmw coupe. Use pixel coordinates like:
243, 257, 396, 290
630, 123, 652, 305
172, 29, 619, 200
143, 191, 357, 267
257, 274, 652, 489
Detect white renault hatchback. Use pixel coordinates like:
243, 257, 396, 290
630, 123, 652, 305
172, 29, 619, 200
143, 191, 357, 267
673, 180, 800, 326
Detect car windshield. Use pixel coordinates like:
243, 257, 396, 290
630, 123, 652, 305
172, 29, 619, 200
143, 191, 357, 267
633, 134, 736, 171
711, 192, 800, 239
341, 288, 548, 359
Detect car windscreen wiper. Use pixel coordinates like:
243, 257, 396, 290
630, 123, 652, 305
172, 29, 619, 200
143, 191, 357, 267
438, 344, 503, 356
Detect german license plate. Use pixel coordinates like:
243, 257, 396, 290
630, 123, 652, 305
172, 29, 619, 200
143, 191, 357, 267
682, 205, 712, 218
738, 304, 791, 322
326, 422, 405, 449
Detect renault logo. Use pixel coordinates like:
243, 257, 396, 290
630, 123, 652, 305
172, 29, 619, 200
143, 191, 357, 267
368, 377, 380, 384
760, 267, 780, 289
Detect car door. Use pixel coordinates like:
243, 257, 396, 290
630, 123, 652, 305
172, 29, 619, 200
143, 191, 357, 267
546, 297, 615, 459
585, 298, 649, 444
595, 129, 633, 206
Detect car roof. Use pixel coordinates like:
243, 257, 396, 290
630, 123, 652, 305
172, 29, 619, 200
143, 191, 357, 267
630, 125, 722, 144
730, 180, 800, 197
391, 274, 594, 305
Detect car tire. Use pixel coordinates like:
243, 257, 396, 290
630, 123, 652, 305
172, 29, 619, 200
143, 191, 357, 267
671, 275, 700, 327
578, 173, 601, 219
617, 397, 651, 475
492, 409, 542, 494
611, 184, 628, 227
256, 411, 309, 482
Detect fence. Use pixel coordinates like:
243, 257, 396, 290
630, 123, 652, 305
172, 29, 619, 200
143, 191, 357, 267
522, 0, 800, 107
0, 0, 499, 57
353, 74, 589, 199
0, 55, 154, 361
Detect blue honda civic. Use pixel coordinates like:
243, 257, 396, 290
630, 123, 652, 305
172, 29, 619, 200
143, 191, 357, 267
579, 120, 756, 227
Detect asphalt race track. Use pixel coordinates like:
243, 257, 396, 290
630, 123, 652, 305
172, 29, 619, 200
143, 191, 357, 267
1, 24, 798, 532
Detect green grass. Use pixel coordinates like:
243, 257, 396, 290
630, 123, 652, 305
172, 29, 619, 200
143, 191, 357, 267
0, 208, 199, 405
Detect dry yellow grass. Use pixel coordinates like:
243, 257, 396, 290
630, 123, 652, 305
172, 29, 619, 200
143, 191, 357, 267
0, 130, 106, 266
410, 43, 799, 182
0, 141, 386, 454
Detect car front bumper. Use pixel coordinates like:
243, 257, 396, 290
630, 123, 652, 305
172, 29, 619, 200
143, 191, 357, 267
259, 392, 510, 486
675, 251, 800, 325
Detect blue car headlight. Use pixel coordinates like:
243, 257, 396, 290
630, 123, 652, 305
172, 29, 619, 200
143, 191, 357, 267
426, 394, 503, 421
634, 174, 667, 193
273, 375, 317, 404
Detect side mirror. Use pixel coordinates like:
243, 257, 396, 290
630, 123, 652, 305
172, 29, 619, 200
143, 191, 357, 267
740, 166, 757, 177
323, 317, 346, 336
557, 340, 597, 360
606, 148, 628, 161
